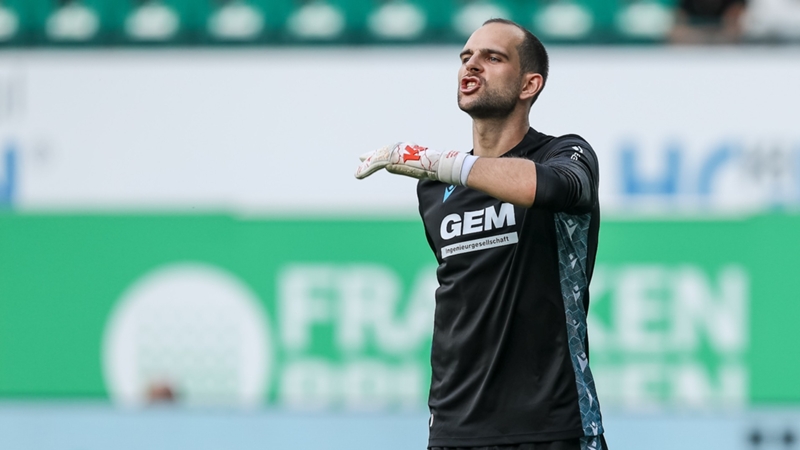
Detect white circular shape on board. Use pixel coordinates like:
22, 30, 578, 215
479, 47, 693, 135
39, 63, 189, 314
287, 2, 346, 40
0, 6, 19, 41
368, 2, 427, 40
209, 2, 265, 40
616, 1, 673, 39
535, 2, 593, 39
453, 2, 510, 37
102, 263, 271, 408
46, 3, 100, 41
125, 3, 180, 41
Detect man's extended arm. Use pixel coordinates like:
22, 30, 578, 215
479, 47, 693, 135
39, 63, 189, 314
468, 142, 598, 213
356, 140, 597, 213
466, 157, 538, 207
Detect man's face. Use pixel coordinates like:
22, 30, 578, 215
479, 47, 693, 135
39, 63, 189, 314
457, 23, 525, 120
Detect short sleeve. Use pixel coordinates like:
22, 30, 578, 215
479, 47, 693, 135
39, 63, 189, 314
533, 137, 599, 214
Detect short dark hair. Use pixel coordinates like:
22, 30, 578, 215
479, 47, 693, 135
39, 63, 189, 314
482, 18, 549, 105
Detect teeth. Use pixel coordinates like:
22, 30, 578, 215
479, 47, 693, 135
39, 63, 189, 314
467, 81, 476, 88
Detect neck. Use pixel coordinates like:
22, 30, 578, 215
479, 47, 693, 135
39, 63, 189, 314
471, 107, 530, 157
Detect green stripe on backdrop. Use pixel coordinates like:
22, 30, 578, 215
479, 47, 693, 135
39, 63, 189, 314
0, 213, 797, 407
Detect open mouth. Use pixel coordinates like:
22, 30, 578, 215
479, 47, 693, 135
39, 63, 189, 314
460, 76, 481, 94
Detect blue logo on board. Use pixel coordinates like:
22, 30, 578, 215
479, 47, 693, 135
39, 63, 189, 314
1, 142, 17, 208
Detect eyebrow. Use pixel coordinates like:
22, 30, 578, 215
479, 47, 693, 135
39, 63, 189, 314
459, 48, 510, 60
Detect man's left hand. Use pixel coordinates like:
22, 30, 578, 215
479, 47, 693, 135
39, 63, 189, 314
355, 142, 474, 186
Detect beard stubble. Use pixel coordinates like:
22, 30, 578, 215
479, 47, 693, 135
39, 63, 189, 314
458, 77, 522, 120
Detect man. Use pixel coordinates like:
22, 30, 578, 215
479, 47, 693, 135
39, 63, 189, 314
355, 18, 606, 450
670, 0, 747, 44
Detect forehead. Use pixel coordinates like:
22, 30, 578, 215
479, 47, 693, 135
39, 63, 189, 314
462, 22, 524, 56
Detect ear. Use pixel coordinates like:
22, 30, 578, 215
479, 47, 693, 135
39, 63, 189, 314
519, 73, 544, 102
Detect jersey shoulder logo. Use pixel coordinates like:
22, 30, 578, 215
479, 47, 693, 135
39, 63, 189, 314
443, 185, 456, 202
570, 145, 584, 161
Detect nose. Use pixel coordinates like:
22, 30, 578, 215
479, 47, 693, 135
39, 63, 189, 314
465, 53, 482, 74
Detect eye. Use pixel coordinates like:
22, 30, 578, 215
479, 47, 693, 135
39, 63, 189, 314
461, 56, 471, 64
489, 56, 500, 62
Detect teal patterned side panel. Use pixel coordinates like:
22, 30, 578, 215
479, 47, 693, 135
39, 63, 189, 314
554, 212, 604, 436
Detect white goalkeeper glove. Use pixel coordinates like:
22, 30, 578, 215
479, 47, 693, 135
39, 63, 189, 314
354, 142, 478, 186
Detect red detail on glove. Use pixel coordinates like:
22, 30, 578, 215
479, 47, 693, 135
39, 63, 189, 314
402, 145, 427, 162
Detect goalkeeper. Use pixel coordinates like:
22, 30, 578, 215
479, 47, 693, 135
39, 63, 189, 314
356, 18, 607, 450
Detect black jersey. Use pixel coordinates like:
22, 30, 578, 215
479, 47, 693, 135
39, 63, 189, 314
417, 128, 603, 447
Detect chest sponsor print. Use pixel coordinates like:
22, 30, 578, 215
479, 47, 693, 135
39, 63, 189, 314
438, 202, 519, 258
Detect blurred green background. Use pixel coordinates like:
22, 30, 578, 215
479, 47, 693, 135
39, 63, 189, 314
0, 0, 679, 46
2, 1, 800, 449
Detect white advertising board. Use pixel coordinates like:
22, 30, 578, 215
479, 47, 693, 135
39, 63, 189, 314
1, 47, 799, 216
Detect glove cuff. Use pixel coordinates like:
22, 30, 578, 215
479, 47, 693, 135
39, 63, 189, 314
460, 155, 478, 186
437, 151, 477, 186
